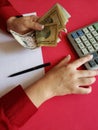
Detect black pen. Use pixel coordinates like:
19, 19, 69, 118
8, 62, 51, 77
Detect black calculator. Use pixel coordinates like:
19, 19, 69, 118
67, 22, 98, 70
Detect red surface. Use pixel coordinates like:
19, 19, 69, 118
9, 0, 98, 130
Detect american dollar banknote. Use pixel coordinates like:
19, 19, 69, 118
10, 3, 71, 49
38, 3, 71, 32
10, 30, 37, 49
37, 3, 71, 46
36, 23, 58, 46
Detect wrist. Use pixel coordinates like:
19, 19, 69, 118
6, 16, 16, 31
37, 76, 55, 101
25, 77, 54, 107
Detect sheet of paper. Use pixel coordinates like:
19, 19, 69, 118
0, 30, 44, 97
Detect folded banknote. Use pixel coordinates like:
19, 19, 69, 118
10, 3, 71, 49
38, 3, 71, 32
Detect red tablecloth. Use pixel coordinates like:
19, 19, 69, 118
11, 0, 98, 130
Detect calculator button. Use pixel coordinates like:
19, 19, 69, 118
91, 52, 98, 59
93, 44, 98, 50
75, 38, 82, 43
92, 31, 98, 37
88, 60, 96, 67
86, 33, 93, 39
80, 35, 87, 41
95, 57, 98, 64
89, 38, 96, 44
82, 28, 89, 34
78, 42, 85, 49
87, 46, 94, 52
88, 26, 95, 31
93, 23, 98, 31
95, 36, 98, 41
77, 30, 84, 36
83, 40, 91, 47
71, 32, 79, 39
81, 48, 88, 55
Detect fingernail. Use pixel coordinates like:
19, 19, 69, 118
66, 54, 70, 57
66, 54, 71, 59
87, 54, 93, 59
41, 25, 44, 29
87, 86, 92, 94
38, 24, 44, 30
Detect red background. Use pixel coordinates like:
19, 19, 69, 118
10, 0, 98, 129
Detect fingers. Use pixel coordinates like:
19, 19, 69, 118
23, 15, 44, 31
74, 86, 92, 94
30, 15, 39, 22
30, 15, 44, 30
77, 70, 98, 78
78, 77, 96, 86
28, 22, 44, 30
71, 55, 93, 69
56, 55, 71, 68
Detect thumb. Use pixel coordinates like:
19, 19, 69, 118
29, 22, 44, 31
56, 55, 71, 68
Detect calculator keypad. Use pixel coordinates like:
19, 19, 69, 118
67, 22, 98, 70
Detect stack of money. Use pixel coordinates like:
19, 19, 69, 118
10, 3, 71, 49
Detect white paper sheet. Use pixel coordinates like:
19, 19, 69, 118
0, 30, 44, 97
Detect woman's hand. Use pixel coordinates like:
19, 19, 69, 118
45, 55, 97, 96
7, 15, 44, 34
25, 55, 98, 107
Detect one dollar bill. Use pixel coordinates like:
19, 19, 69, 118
10, 30, 37, 49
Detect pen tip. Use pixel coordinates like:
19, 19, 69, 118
8, 75, 12, 77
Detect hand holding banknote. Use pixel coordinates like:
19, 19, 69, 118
9, 3, 71, 49
7, 15, 44, 34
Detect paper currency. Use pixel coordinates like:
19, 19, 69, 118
10, 30, 37, 49
38, 3, 71, 32
36, 23, 58, 46
10, 3, 71, 49
36, 3, 71, 46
